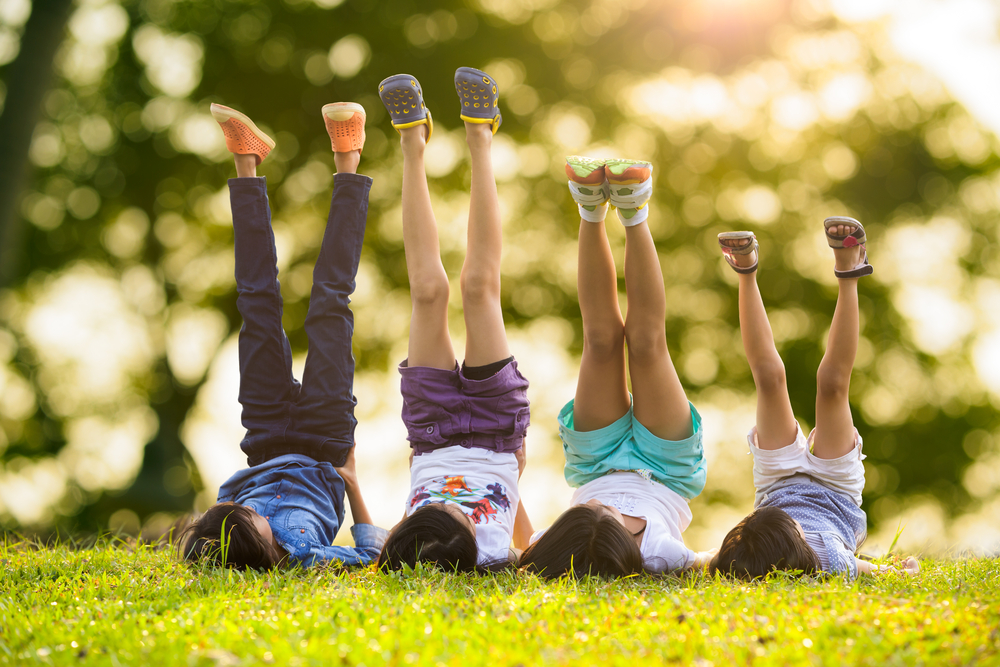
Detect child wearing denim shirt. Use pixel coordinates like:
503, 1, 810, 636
180, 101, 386, 569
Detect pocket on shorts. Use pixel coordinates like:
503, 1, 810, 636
510, 407, 530, 438
406, 421, 449, 446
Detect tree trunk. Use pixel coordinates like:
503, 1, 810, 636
0, 0, 74, 287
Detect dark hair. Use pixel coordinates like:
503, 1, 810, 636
710, 506, 820, 579
178, 502, 285, 571
519, 505, 644, 579
378, 505, 505, 573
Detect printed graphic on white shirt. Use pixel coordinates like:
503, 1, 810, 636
409, 476, 511, 525
406, 447, 521, 565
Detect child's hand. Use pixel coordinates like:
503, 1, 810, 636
335, 445, 358, 488
692, 547, 719, 570
900, 556, 920, 576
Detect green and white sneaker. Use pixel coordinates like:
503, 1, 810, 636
566, 156, 609, 222
606, 158, 652, 226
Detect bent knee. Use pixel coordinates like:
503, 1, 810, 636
583, 327, 625, 360
410, 273, 450, 307
624, 326, 668, 361
459, 270, 500, 305
752, 360, 788, 395
816, 364, 850, 400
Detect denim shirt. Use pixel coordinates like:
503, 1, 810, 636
217, 454, 387, 567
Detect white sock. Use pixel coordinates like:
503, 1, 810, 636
578, 202, 609, 222
609, 177, 652, 227
568, 180, 609, 222
616, 204, 648, 226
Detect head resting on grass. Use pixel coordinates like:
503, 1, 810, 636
378, 503, 507, 574
178, 502, 285, 571
519, 504, 644, 579
710, 506, 819, 579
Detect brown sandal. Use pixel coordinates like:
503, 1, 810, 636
718, 231, 758, 274
824, 216, 873, 279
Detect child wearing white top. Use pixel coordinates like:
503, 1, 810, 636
375, 69, 533, 572
521, 157, 713, 578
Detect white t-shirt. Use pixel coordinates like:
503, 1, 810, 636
531, 471, 696, 573
407, 447, 520, 565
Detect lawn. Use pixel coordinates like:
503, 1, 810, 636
1, 540, 998, 666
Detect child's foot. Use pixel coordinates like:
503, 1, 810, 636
322, 102, 366, 154
464, 120, 493, 149
566, 156, 609, 222
718, 232, 758, 274
399, 124, 428, 153
210, 103, 275, 165
606, 158, 652, 226
379, 74, 433, 141
455, 67, 502, 134
824, 216, 874, 279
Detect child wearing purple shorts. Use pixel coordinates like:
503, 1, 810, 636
376, 69, 533, 572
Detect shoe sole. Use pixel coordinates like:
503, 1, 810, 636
209, 104, 275, 150
566, 156, 606, 185
605, 158, 651, 185
322, 102, 366, 123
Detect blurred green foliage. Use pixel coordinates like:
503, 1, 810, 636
0, 0, 998, 542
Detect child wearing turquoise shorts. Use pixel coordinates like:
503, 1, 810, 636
520, 157, 714, 578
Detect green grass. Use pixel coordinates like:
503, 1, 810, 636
1, 540, 998, 666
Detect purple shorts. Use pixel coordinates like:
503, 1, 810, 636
399, 358, 530, 455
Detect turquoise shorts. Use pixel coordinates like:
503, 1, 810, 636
559, 398, 707, 500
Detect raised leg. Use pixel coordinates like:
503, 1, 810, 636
623, 221, 692, 441
290, 150, 370, 466
722, 238, 798, 450
460, 122, 510, 367
400, 125, 455, 370
230, 155, 299, 466
813, 222, 863, 459
573, 219, 630, 432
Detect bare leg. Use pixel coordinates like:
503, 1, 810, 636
235, 153, 256, 178
460, 122, 510, 366
813, 222, 863, 459
334, 150, 360, 175
573, 219, 630, 432
722, 238, 798, 450
400, 125, 454, 370
623, 221, 692, 441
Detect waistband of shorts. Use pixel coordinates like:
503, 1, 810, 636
558, 397, 703, 444
412, 435, 523, 455
399, 356, 527, 388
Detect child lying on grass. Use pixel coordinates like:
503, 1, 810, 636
375, 68, 533, 573
179, 101, 386, 570
520, 156, 714, 578
711, 220, 919, 579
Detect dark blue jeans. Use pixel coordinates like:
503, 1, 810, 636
230, 173, 372, 467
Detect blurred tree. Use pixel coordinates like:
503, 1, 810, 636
0, 0, 997, 544
0, 0, 73, 286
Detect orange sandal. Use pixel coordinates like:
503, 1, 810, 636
210, 103, 275, 165
322, 102, 366, 153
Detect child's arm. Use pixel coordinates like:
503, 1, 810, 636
691, 547, 719, 571
512, 500, 534, 551
855, 556, 920, 577
335, 445, 374, 526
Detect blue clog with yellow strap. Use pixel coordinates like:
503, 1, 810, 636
454, 67, 502, 134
